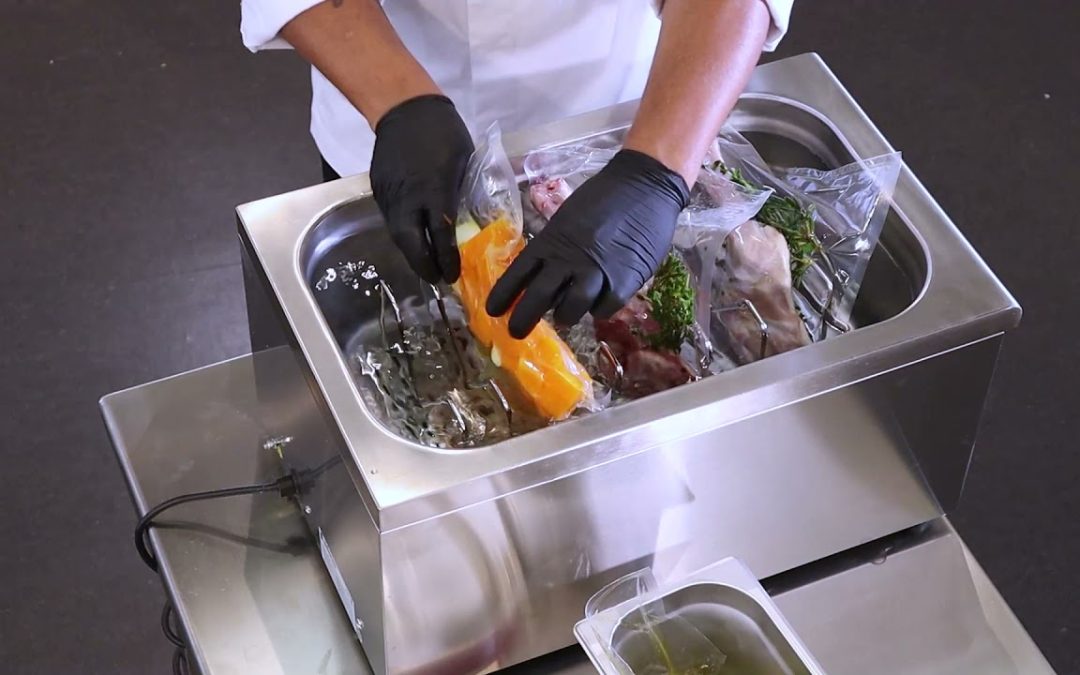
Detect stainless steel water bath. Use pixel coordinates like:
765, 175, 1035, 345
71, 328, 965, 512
237, 54, 1020, 674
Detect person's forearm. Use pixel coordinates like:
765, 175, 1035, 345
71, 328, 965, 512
281, 0, 440, 128
624, 0, 770, 185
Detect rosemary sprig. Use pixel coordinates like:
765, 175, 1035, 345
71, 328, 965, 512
646, 252, 695, 352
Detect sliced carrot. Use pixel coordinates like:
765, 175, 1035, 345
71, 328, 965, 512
454, 217, 592, 420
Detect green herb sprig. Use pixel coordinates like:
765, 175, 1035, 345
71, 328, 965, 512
646, 252, 696, 352
717, 163, 823, 283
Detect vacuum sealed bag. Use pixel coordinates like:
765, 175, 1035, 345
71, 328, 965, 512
703, 128, 902, 341
592, 253, 703, 399
453, 124, 595, 421
710, 219, 813, 364
673, 168, 774, 335
523, 142, 618, 230
483, 126, 901, 407
524, 141, 712, 399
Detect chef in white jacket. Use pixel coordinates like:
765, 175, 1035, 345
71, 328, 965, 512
242, 0, 792, 334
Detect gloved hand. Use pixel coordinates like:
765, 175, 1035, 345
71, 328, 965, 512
487, 149, 690, 339
371, 94, 474, 283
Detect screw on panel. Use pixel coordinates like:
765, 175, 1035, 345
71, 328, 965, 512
262, 435, 294, 451
261, 435, 294, 460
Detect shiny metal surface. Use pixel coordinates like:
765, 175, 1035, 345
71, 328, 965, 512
252, 329, 1005, 672
101, 355, 368, 675
237, 54, 1022, 672
238, 53, 1018, 528
99, 355, 1052, 674
773, 522, 1055, 674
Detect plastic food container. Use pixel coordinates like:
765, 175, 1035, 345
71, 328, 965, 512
575, 559, 826, 675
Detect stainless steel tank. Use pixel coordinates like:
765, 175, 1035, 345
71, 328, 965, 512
237, 54, 1020, 674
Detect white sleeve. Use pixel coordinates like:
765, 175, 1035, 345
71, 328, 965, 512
240, 0, 325, 52
652, 0, 792, 52
759, 0, 793, 52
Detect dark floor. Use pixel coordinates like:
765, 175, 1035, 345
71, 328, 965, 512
1, 1, 1077, 673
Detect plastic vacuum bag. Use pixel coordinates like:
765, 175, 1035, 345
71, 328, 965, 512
453, 124, 596, 421
776, 154, 902, 334
593, 291, 700, 399
524, 141, 713, 398
681, 159, 774, 231
710, 220, 813, 365
523, 143, 618, 230
703, 127, 902, 339
459, 123, 523, 233
673, 168, 774, 334
519, 127, 901, 382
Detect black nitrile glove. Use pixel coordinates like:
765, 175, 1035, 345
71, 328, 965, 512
486, 149, 690, 339
371, 94, 474, 284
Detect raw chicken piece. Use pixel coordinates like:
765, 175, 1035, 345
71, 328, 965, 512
715, 220, 811, 364
594, 294, 694, 398
529, 177, 573, 220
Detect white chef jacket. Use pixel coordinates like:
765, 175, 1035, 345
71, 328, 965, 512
241, 0, 792, 177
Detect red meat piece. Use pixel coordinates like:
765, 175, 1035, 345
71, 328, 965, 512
594, 294, 694, 398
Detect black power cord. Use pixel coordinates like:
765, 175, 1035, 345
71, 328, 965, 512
134, 471, 304, 675
172, 640, 190, 675
161, 601, 185, 648
162, 600, 190, 675
134, 456, 342, 673
135, 474, 300, 572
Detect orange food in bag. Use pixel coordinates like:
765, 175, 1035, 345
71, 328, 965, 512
454, 216, 592, 420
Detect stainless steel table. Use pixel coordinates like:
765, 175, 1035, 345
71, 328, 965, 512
102, 355, 1054, 674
